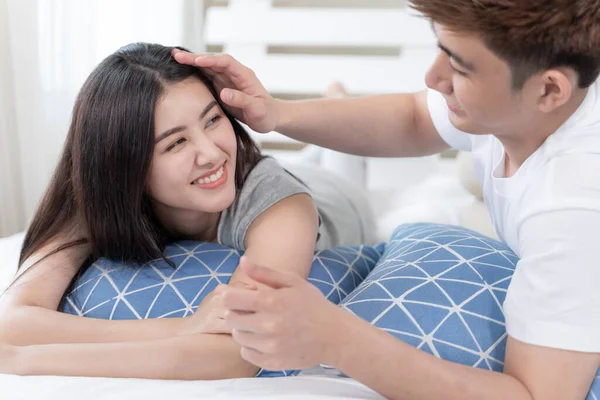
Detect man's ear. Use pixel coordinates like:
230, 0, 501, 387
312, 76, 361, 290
536, 69, 576, 113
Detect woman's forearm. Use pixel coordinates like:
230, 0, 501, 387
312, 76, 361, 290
14, 332, 258, 380
0, 305, 187, 345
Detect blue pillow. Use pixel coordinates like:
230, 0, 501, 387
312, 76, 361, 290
340, 223, 517, 372
339, 223, 600, 400
62, 240, 385, 378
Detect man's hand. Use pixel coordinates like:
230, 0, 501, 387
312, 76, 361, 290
180, 281, 256, 336
172, 49, 280, 133
221, 257, 344, 371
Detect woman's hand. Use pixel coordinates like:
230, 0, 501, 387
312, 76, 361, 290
221, 257, 345, 371
179, 281, 257, 336
172, 49, 280, 133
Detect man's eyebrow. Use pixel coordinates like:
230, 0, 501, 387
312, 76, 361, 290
438, 42, 476, 72
155, 101, 219, 144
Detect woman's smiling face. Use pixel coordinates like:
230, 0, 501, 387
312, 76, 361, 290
148, 77, 238, 219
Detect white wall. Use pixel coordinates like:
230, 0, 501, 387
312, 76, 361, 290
0, 0, 25, 236
4, 0, 204, 228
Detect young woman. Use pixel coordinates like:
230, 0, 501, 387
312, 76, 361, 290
0, 43, 374, 380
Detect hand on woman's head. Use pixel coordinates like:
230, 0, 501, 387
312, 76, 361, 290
172, 49, 280, 134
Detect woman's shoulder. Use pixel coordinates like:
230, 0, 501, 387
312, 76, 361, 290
246, 156, 283, 175
242, 156, 304, 187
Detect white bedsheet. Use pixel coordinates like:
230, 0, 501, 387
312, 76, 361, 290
0, 374, 385, 400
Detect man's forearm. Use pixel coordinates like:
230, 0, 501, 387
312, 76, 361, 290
15, 332, 258, 380
274, 90, 445, 157
327, 311, 532, 400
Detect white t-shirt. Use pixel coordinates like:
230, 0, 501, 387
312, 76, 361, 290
428, 80, 600, 353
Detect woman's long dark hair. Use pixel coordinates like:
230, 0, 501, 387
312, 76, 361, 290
18, 43, 261, 272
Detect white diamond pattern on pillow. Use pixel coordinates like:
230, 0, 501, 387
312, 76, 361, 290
62, 241, 384, 378
63, 242, 383, 320
340, 223, 514, 370
339, 223, 599, 399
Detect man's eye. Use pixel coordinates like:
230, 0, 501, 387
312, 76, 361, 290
451, 65, 468, 77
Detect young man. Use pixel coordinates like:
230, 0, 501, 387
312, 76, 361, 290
174, 0, 600, 398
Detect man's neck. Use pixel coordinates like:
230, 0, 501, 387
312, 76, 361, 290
499, 88, 588, 176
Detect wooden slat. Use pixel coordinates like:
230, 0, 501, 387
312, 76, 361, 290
273, 0, 407, 8
222, 49, 437, 94
205, 7, 435, 47
207, 0, 409, 8
267, 45, 401, 57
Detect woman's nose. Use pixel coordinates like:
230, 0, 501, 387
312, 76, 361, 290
193, 134, 221, 166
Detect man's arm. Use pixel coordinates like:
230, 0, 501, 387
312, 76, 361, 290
172, 51, 449, 158
329, 310, 599, 400
222, 263, 600, 400
274, 90, 449, 157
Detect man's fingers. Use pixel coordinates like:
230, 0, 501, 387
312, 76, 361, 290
225, 309, 264, 333
171, 50, 218, 78
204, 317, 232, 334
220, 88, 255, 110
240, 345, 268, 368
221, 288, 262, 312
213, 283, 228, 294
172, 49, 202, 66
239, 256, 298, 289
172, 52, 258, 97
230, 280, 258, 290
193, 54, 250, 79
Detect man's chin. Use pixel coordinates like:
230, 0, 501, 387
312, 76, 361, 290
448, 112, 488, 135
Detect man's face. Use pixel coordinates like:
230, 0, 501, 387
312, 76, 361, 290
425, 24, 532, 136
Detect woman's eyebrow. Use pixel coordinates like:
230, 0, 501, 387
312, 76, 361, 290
200, 100, 218, 119
155, 100, 218, 144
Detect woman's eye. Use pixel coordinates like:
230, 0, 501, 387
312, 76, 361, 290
166, 138, 186, 152
206, 114, 222, 128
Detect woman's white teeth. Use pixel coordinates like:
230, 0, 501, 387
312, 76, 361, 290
194, 166, 224, 185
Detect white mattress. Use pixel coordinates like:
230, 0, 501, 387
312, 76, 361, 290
0, 374, 384, 400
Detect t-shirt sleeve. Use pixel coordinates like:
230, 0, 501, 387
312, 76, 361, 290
218, 158, 313, 251
503, 207, 600, 352
426, 88, 473, 152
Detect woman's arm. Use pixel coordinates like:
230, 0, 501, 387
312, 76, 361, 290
0, 236, 189, 345
230, 193, 319, 288
4, 332, 257, 380
1, 247, 257, 379
171, 193, 318, 374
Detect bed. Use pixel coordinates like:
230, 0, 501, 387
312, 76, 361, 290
0, 1, 486, 398
0, 373, 384, 400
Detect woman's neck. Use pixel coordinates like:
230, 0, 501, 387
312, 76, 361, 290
155, 207, 222, 243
